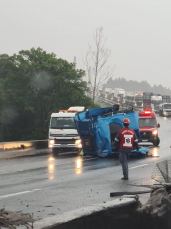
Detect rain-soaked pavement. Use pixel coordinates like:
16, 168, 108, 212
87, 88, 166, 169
0, 115, 171, 221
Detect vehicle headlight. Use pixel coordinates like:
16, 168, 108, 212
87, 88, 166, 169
152, 130, 158, 135
49, 139, 55, 148
50, 140, 55, 144
75, 139, 81, 145
77, 144, 82, 148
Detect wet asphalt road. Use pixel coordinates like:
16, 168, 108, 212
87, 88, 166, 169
0, 115, 171, 221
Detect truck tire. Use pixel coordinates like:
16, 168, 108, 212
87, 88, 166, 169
153, 138, 160, 147
52, 148, 59, 156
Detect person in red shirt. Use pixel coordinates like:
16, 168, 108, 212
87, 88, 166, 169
114, 118, 139, 180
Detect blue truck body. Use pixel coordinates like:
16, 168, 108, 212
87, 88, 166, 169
74, 106, 148, 157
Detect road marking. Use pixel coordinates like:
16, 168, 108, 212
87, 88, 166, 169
0, 189, 40, 199
129, 164, 148, 169
0, 170, 24, 175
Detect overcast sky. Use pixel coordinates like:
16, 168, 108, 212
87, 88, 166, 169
1, 0, 171, 88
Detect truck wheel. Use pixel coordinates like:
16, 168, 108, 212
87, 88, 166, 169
52, 148, 59, 156
153, 138, 160, 147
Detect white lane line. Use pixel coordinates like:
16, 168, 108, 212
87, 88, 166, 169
0, 170, 24, 175
0, 189, 40, 199
129, 164, 148, 170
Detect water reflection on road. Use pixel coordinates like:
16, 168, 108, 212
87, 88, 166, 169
152, 147, 159, 157
48, 157, 55, 180
46, 146, 160, 178
76, 159, 82, 174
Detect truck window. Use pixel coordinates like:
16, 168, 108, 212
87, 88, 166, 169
50, 117, 76, 129
135, 97, 143, 101
164, 104, 171, 109
139, 118, 156, 128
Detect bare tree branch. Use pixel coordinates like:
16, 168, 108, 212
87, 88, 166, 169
83, 27, 114, 104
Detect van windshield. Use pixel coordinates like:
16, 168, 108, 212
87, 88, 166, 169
139, 118, 156, 128
50, 117, 76, 129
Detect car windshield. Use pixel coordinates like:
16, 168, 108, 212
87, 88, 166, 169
50, 117, 76, 129
139, 118, 156, 128
164, 104, 171, 109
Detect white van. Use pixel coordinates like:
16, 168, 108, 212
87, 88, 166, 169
159, 103, 171, 116
49, 107, 85, 155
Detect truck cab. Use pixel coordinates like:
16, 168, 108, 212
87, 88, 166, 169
49, 107, 85, 155
159, 103, 171, 117
151, 94, 162, 113
113, 88, 125, 105
138, 110, 160, 146
134, 91, 143, 108
143, 92, 152, 110
162, 95, 170, 103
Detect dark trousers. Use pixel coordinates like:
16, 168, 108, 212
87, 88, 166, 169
119, 148, 132, 177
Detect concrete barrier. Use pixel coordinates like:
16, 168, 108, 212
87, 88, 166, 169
0, 140, 51, 160
34, 197, 138, 229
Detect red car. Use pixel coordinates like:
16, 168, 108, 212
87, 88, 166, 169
138, 110, 160, 146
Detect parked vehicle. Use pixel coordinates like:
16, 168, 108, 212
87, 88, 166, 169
113, 88, 125, 104
134, 91, 143, 108
143, 92, 153, 110
138, 110, 160, 146
124, 94, 135, 107
162, 95, 170, 103
159, 103, 171, 116
48, 106, 85, 155
151, 94, 162, 113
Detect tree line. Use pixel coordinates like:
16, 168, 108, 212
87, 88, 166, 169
0, 48, 96, 142
105, 77, 171, 95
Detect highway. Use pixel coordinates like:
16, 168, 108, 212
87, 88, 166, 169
0, 115, 171, 221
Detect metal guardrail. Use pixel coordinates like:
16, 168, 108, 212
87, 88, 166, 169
0, 140, 48, 153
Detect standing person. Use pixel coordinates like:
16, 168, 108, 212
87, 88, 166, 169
114, 118, 139, 180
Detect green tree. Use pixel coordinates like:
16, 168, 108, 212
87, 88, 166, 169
0, 48, 96, 141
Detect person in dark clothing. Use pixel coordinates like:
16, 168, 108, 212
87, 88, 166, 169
114, 118, 139, 180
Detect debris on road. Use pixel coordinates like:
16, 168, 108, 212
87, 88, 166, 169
0, 208, 34, 229
110, 190, 150, 197
138, 184, 171, 217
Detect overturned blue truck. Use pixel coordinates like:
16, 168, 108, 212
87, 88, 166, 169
74, 105, 149, 157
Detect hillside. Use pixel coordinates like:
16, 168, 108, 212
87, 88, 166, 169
105, 77, 171, 95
